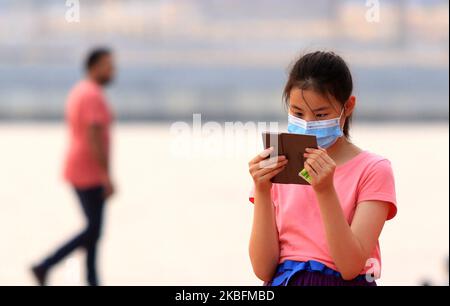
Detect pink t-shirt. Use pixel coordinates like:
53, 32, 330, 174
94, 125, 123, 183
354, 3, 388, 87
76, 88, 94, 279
249, 150, 397, 277
63, 80, 112, 188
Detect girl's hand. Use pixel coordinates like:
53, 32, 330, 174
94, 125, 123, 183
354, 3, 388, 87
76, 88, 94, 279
249, 147, 288, 193
303, 147, 336, 193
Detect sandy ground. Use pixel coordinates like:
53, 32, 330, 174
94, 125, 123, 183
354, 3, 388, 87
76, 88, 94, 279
0, 122, 448, 286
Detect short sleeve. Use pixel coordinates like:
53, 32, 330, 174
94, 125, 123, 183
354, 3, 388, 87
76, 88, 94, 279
82, 93, 109, 126
357, 159, 397, 220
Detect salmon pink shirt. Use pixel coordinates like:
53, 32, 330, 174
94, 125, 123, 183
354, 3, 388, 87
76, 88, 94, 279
249, 150, 397, 278
63, 80, 112, 188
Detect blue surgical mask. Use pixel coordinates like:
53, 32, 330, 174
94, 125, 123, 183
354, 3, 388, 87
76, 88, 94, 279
287, 107, 345, 148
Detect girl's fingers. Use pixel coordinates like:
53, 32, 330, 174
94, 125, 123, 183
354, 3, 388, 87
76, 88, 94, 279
259, 146, 274, 158
249, 156, 287, 176
305, 148, 334, 168
305, 154, 323, 174
260, 163, 287, 181
249, 147, 275, 165
316, 146, 335, 165
304, 149, 327, 165
304, 153, 326, 169
306, 147, 327, 157
258, 155, 286, 169
304, 162, 318, 180
249, 155, 285, 173
321, 152, 335, 166
254, 159, 288, 178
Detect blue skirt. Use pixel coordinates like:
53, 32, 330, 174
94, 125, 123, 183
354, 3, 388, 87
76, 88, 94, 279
265, 260, 377, 286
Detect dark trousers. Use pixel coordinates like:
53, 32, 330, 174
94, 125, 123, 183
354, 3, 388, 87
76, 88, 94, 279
39, 186, 105, 286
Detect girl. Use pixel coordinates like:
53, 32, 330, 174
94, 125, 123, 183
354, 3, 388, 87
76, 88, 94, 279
247, 51, 397, 286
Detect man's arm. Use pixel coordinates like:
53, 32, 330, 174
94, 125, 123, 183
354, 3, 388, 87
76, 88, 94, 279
88, 124, 108, 172
87, 123, 114, 198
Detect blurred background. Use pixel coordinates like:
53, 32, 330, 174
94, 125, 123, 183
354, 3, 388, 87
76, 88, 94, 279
0, 0, 448, 285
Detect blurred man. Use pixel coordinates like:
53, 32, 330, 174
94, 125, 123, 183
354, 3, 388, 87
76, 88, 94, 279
31, 48, 116, 286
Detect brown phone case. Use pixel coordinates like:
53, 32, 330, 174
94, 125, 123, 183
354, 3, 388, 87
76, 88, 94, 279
262, 132, 318, 185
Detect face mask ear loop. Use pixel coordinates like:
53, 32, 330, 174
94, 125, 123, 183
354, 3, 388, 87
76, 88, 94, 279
337, 102, 348, 138
339, 105, 345, 119
340, 101, 349, 119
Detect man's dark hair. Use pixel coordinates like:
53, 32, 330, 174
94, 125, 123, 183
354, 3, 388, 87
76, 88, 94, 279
85, 48, 111, 71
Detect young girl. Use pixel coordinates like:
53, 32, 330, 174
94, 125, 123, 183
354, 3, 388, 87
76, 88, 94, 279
248, 51, 397, 286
